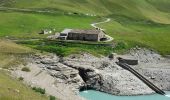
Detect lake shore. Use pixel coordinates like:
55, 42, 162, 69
11, 48, 170, 100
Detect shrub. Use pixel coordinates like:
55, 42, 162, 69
32, 87, 46, 94
116, 41, 127, 50
18, 77, 24, 81
49, 95, 56, 100
21, 67, 31, 72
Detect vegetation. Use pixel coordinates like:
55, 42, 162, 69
0, 40, 32, 69
0, 11, 95, 39
1, 0, 170, 24
0, 0, 170, 99
32, 87, 46, 95
17, 39, 146, 56
21, 67, 31, 72
17, 40, 113, 56
0, 0, 170, 55
18, 77, 24, 81
98, 18, 170, 55
0, 40, 49, 100
49, 95, 56, 100
0, 71, 48, 100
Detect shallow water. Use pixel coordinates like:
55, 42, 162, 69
80, 90, 170, 100
165, 94, 170, 97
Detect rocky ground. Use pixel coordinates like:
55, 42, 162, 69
126, 48, 170, 91
12, 48, 170, 100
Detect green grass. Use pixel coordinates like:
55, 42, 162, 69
147, 0, 170, 13
98, 18, 170, 55
1, 0, 170, 24
17, 39, 141, 57
17, 40, 114, 57
0, 11, 95, 39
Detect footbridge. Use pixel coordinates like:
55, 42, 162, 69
116, 61, 165, 95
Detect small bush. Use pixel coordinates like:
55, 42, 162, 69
32, 87, 46, 94
21, 67, 31, 72
49, 95, 56, 100
18, 77, 24, 81
116, 41, 127, 49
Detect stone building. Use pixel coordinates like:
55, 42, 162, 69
58, 29, 105, 41
58, 29, 72, 40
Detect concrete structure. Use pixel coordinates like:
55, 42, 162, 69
58, 29, 72, 40
58, 29, 105, 41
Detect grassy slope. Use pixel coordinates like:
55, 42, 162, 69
98, 18, 170, 55
0, 40, 49, 100
0, 11, 95, 38
0, 1, 169, 99
1, 0, 170, 24
0, 40, 31, 68
147, 0, 170, 13
0, 71, 48, 100
0, 0, 170, 55
17, 40, 114, 57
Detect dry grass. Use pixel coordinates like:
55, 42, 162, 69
0, 40, 32, 69
0, 70, 48, 100
0, 40, 49, 100
0, 40, 32, 54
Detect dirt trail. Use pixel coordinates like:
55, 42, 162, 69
91, 18, 113, 42
91, 18, 111, 30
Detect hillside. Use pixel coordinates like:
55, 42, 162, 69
0, 1, 170, 100
1, 0, 170, 24
0, 40, 50, 100
0, 0, 169, 55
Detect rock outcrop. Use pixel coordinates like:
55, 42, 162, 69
62, 53, 154, 95
12, 48, 170, 100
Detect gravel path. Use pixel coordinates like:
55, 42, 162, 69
91, 18, 111, 30
90, 18, 113, 42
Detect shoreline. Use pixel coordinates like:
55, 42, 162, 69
80, 89, 170, 96
11, 48, 170, 100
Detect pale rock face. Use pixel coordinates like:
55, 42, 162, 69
12, 49, 170, 100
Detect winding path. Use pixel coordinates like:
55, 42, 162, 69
91, 18, 111, 30
91, 18, 113, 42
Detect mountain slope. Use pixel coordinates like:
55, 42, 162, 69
0, 0, 170, 55
0, 40, 49, 100
1, 0, 170, 24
